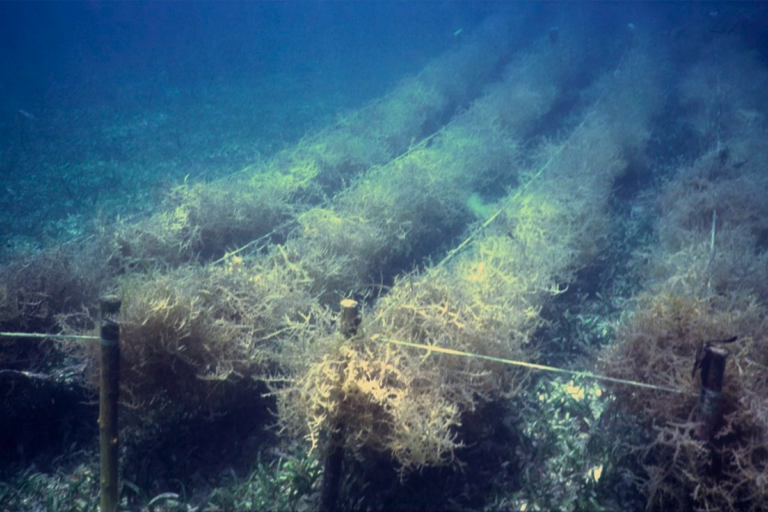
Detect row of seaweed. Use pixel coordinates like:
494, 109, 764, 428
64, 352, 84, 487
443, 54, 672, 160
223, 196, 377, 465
602, 38, 768, 511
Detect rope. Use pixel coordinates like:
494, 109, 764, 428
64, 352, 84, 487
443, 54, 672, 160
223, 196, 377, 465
373, 335, 692, 396
213, 103, 462, 267
211, 217, 299, 266
435, 99, 598, 271
0, 369, 55, 380
434, 33, 635, 271
2, 330, 692, 395
0, 331, 99, 341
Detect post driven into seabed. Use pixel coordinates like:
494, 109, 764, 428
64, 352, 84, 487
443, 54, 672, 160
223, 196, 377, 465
99, 296, 122, 512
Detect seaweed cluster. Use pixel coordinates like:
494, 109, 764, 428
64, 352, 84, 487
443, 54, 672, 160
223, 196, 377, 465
603, 41, 768, 511
275, 35, 664, 475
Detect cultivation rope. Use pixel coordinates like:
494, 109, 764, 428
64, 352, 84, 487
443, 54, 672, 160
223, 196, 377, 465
2, 330, 690, 395
435, 35, 635, 271
211, 217, 299, 266
435, 105, 597, 270
0, 331, 99, 341
215, 110, 461, 266
373, 334, 692, 396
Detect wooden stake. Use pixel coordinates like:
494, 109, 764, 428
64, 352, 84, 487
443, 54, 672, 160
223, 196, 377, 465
694, 345, 728, 441
320, 299, 359, 512
99, 296, 121, 512
338, 299, 360, 339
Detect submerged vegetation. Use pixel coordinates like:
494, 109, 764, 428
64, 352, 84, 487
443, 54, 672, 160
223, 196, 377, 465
2, 4, 768, 511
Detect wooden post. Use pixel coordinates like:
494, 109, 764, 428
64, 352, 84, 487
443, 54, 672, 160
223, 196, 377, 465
99, 296, 121, 512
320, 299, 359, 512
694, 345, 728, 441
338, 299, 360, 339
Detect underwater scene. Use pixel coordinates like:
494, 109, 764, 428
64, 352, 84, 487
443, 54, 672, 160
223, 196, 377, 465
2, 2, 768, 511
